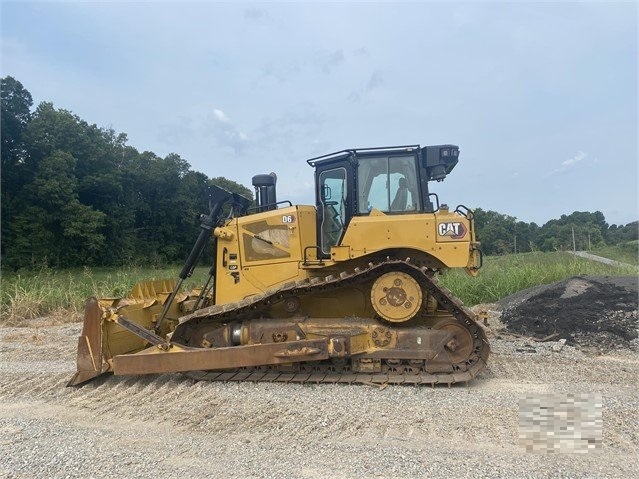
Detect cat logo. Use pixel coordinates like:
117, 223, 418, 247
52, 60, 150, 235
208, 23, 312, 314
438, 222, 467, 239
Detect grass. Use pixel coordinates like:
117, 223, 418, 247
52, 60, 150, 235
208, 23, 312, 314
439, 251, 638, 306
0, 265, 208, 325
1, 250, 637, 324
590, 241, 638, 266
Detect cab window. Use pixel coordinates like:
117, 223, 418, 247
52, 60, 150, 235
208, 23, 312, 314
357, 155, 418, 213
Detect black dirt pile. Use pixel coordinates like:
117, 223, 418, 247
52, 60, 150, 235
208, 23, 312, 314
498, 276, 638, 352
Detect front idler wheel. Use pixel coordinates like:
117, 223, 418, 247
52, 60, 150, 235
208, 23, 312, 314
433, 318, 474, 363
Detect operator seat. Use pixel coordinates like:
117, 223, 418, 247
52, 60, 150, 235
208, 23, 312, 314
390, 177, 408, 211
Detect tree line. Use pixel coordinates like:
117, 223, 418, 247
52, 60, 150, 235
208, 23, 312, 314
473, 209, 637, 256
1, 76, 637, 270
1, 76, 252, 270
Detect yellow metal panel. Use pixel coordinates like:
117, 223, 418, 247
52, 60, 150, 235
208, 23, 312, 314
435, 208, 475, 243
296, 205, 319, 262
214, 205, 319, 304
338, 210, 473, 269
241, 261, 302, 294
330, 245, 351, 261
236, 205, 305, 265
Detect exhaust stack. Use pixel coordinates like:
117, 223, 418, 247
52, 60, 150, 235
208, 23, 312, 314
252, 173, 277, 212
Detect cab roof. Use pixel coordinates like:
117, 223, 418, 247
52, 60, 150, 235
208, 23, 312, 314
306, 144, 421, 168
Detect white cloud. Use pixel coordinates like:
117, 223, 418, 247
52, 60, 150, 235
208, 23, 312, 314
551, 151, 588, 174
561, 151, 587, 167
208, 108, 249, 153
4, 2, 636, 225
212, 108, 230, 124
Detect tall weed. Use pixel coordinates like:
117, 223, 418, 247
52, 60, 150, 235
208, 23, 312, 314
439, 251, 637, 306
591, 241, 639, 266
1, 252, 635, 324
0, 265, 203, 325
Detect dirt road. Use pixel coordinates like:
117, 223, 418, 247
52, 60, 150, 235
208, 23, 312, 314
1, 315, 637, 479
567, 250, 636, 268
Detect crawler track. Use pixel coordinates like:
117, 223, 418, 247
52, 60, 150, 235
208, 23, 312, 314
174, 258, 490, 385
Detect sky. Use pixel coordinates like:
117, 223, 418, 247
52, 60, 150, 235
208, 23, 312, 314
1, 1, 637, 226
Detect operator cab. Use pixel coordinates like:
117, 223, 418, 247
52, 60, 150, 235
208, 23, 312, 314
306, 144, 460, 257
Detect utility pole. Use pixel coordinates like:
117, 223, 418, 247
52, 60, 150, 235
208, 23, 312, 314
572, 226, 576, 252
514, 235, 517, 254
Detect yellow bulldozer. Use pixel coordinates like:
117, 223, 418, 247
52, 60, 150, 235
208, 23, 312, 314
69, 143, 489, 386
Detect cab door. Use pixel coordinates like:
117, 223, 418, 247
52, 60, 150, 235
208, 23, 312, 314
315, 160, 354, 257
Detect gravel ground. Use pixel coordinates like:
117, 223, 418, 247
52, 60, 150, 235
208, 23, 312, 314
1, 299, 638, 478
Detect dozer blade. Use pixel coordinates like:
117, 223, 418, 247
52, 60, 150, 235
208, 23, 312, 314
67, 298, 107, 386
68, 279, 179, 386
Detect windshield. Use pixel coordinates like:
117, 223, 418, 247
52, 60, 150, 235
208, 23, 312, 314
357, 155, 419, 213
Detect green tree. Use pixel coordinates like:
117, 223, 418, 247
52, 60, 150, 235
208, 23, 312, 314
605, 221, 638, 244
0, 77, 257, 269
5, 151, 105, 267
210, 176, 253, 200
1, 76, 32, 168
537, 211, 608, 251
1, 76, 34, 261
17, 101, 139, 265
473, 209, 544, 254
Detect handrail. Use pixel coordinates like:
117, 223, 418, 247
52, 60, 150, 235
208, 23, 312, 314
246, 200, 293, 214
302, 246, 325, 266
454, 204, 473, 219
427, 193, 440, 212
